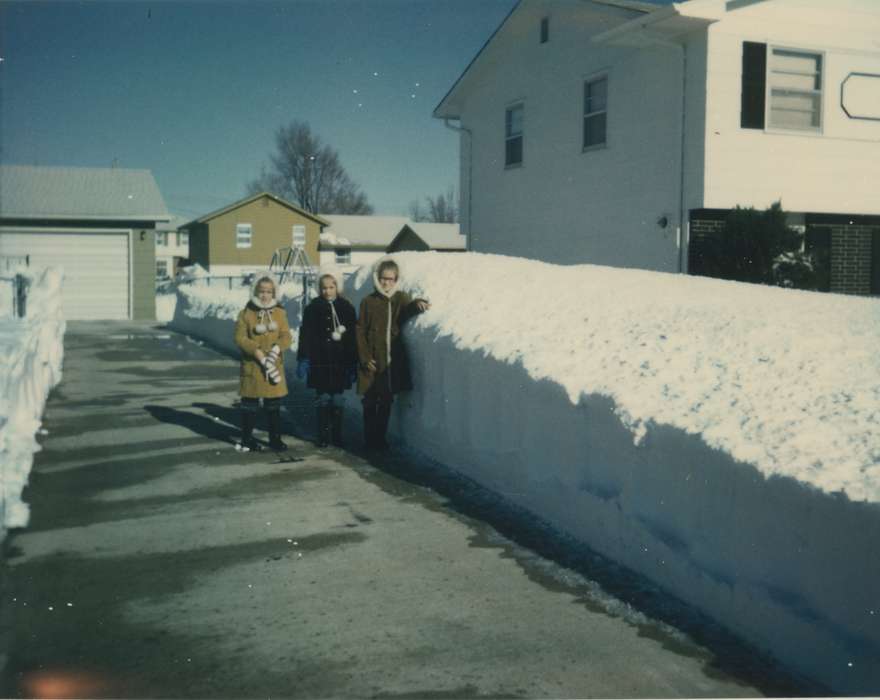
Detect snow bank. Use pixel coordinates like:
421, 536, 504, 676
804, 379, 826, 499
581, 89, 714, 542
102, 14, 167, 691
171, 252, 880, 692
354, 253, 879, 504
0, 268, 65, 539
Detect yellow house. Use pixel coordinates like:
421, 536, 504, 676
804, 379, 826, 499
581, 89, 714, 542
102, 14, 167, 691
185, 192, 328, 275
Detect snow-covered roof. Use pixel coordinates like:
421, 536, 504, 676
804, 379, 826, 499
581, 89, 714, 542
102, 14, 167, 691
401, 222, 466, 250
361, 252, 880, 503
0, 165, 171, 222
319, 215, 410, 248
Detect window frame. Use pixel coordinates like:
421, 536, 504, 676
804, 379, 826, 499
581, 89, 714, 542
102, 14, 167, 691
156, 259, 168, 278
292, 224, 306, 248
765, 45, 824, 134
155, 231, 167, 246
504, 102, 524, 168
236, 223, 253, 249
335, 247, 352, 265
582, 73, 608, 151
178, 230, 189, 246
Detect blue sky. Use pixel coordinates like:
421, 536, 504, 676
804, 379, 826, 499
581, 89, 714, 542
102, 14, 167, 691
1, 0, 670, 219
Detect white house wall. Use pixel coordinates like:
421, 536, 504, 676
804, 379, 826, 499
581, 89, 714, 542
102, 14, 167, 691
318, 249, 385, 270
703, 1, 880, 214
460, 1, 706, 272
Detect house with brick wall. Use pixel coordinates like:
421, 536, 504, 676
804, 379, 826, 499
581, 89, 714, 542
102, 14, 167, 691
433, 0, 880, 295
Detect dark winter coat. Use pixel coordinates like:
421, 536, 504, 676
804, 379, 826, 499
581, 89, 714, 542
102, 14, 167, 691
297, 295, 358, 395
355, 262, 427, 396
234, 293, 292, 400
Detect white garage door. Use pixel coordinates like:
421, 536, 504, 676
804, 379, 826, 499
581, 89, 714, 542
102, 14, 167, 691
0, 230, 130, 320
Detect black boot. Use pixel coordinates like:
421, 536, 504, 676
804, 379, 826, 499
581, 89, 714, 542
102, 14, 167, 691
240, 410, 262, 452
267, 409, 288, 452
316, 406, 331, 448
330, 406, 344, 447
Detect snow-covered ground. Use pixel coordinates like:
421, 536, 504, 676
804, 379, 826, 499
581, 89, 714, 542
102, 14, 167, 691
0, 267, 65, 540
170, 252, 880, 693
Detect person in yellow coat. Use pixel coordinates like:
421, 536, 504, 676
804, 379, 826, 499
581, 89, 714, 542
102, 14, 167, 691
234, 275, 291, 451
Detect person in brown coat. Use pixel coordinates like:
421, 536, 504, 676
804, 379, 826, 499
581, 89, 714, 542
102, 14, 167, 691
356, 258, 429, 450
234, 274, 292, 452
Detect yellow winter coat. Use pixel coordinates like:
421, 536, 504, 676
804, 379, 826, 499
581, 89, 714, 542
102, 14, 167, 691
234, 302, 292, 399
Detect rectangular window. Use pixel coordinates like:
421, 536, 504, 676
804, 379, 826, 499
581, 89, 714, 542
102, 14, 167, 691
156, 259, 168, 278
155, 231, 167, 246
741, 41, 767, 129
178, 230, 189, 246
292, 224, 306, 247
741, 42, 822, 131
540, 17, 549, 44
768, 48, 822, 130
335, 248, 351, 265
236, 223, 252, 249
505, 103, 523, 167
583, 76, 607, 149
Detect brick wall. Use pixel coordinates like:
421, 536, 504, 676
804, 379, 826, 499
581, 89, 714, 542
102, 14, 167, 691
828, 225, 876, 295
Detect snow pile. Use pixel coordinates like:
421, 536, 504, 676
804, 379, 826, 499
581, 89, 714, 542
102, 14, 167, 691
156, 292, 176, 322
352, 252, 880, 503
0, 267, 65, 536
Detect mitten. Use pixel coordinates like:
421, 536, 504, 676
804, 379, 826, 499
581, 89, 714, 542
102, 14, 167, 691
296, 359, 310, 381
263, 344, 282, 385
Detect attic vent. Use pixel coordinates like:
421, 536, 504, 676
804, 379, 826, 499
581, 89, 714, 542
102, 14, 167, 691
540, 17, 549, 44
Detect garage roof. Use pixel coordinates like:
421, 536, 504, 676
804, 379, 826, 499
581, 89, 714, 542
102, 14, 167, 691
0, 164, 171, 222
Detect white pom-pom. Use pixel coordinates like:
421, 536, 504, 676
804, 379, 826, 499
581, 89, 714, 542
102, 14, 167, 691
331, 331, 341, 341
268, 321, 278, 331
336, 325, 346, 335
255, 323, 267, 334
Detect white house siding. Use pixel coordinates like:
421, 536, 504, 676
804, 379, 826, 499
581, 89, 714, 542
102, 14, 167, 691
702, 1, 880, 215
461, 1, 703, 273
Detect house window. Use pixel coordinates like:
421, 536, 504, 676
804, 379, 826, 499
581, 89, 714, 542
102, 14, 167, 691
335, 247, 351, 264
156, 259, 168, 278
583, 76, 607, 149
768, 48, 822, 130
505, 103, 523, 167
292, 224, 306, 247
236, 223, 252, 249
179, 230, 189, 246
741, 42, 822, 131
155, 231, 167, 246
540, 17, 549, 44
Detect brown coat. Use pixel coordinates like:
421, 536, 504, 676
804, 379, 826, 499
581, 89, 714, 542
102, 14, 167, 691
234, 303, 292, 399
356, 290, 422, 395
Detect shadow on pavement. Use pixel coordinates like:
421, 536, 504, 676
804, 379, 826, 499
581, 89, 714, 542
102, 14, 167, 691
144, 405, 237, 444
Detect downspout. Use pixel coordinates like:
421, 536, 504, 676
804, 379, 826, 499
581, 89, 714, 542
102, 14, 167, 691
677, 41, 688, 274
443, 117, 473, 251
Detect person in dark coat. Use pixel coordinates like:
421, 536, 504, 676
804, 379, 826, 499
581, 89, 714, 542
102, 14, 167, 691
356, 257, 429, 450
296, 270, 358, 447
234, 274, 292, 452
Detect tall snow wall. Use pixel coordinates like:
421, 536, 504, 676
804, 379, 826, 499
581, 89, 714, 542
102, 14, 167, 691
0, 268, 65, 541
170, 253, 880, 694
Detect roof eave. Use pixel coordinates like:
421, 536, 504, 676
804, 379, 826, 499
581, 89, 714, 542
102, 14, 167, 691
591, 1, 724, 47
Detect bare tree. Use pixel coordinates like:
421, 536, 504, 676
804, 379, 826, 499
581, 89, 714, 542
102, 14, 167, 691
409, 186, 458, 223
247, 121, 373, 215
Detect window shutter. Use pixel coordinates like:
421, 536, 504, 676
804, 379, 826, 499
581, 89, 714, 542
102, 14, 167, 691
741, 41, 767, 129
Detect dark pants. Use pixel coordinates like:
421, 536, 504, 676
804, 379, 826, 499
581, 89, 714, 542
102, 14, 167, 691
362, 384, 393, 449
